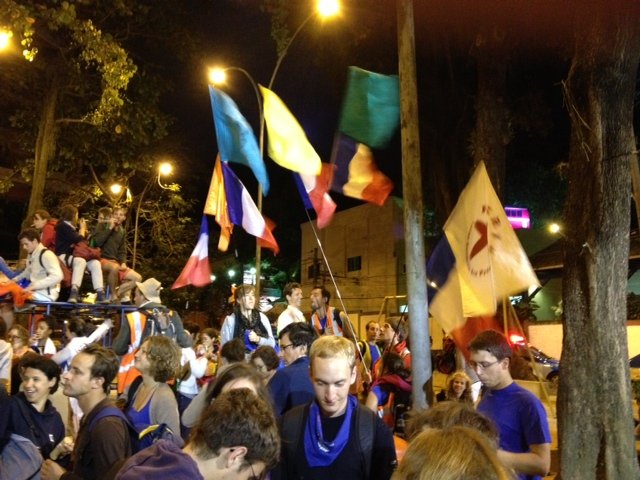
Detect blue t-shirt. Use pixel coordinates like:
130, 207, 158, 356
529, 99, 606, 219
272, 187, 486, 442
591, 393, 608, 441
478, 382, 551, 480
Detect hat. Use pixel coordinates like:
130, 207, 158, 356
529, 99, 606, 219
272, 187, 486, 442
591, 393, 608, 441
136, 278, 162, 304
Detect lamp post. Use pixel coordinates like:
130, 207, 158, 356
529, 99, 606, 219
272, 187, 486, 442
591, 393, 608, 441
209, 0, 340, 296
132, 162, 173, 269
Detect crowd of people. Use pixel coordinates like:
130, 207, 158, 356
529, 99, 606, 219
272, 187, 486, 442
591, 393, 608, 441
0, 206, 554, 480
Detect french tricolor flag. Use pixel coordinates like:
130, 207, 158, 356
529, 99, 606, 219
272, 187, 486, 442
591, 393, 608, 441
172, 216, 212, 289
221, 162, 279, 254
294, 163, 337, 229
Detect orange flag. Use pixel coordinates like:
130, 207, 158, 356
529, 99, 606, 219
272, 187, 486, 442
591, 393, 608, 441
204, 155, 233, 251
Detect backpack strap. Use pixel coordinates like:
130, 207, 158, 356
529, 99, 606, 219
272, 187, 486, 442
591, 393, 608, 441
279, 404, 308, 476
332, 308, 343, 330
86, 406, 138, 452
355, 404, 376, 479
38, 249, 54, 295
87, 406, 130, 433
124, 375, 144, 410
13, 397, 44, 449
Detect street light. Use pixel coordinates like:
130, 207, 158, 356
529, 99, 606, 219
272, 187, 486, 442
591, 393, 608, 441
110, 183, 123, 195
0, 29, 12, 52
209, 0, 340, 296
132, 162, 173, 269
548, 223, 561, 235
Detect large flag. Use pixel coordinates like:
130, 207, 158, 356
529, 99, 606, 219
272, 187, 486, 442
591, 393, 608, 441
427, 237, 502, 357
338, 66, 400, 149
259, 85, 322, 176
203, 155, 233, 251
294, 163, 337, 229
427, 161, 539, 353
209, 86, 270, 195
445, 162, 539, 317
331, 133, 393, 206
172, 216, 212, 289
221, 162, 279, 254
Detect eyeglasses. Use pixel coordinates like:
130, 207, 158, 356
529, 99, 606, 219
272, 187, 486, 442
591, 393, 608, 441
468, 360, 501, 371
280, 343, 294, 351
248, 463, 265, 480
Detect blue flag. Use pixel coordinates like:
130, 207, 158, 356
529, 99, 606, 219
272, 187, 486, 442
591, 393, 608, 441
209, 86, 270, 195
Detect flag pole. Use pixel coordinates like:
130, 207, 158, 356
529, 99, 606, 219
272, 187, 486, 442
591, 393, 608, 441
397, 0, 430, 409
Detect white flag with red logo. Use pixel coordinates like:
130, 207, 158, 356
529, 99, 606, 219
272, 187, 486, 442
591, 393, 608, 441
442, 162, 539, 317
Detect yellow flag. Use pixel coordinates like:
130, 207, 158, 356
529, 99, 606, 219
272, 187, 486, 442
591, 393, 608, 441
260, 86, 321, 175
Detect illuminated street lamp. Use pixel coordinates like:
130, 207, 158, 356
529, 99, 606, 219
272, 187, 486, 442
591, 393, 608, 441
110, 183, 123, 195
209, 0, 340, 295
548, 223, 561, 235
132, 162, 174, 269
158, 162, 173, 179
0, 29, 12, 52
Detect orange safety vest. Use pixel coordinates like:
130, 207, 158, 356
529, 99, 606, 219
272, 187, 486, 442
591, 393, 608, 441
311, 307, 343, 337
116, 311, 147, 394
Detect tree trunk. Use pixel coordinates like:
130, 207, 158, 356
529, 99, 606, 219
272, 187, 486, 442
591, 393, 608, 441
26, 76, 59, 222
472, 26, 509, 200
558, 8, 640, 480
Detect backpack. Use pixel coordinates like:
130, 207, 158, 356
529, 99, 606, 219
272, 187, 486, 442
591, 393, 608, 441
378, 387, 411, 438
436, 337, 456, 374
88, 378, 178, 453
280, 403, 376, 479
39, 249, 72, 289
143, 308, 177, 340
0, 434, 42, 480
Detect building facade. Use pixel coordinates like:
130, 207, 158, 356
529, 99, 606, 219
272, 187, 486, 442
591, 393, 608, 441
300, 198, 406, 318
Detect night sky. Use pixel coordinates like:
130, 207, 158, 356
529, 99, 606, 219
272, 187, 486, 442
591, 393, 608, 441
166, 0, 576, 253
1, 1, 608, 260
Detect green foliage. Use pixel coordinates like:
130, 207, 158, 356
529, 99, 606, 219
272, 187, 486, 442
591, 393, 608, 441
72, 19, 137, 125
261, 0, 292, 57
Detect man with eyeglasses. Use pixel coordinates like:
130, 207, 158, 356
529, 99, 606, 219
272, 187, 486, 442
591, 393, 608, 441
268, 322, 317, 417
469, 330, 551, 480
115, 388, 279, 480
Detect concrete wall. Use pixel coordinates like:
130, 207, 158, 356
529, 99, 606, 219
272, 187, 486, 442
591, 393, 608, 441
528, 321, 640, 360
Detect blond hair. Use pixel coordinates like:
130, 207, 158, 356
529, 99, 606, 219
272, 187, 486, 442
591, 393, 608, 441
444, 370, 474, 403
309, 335, 356, 370
393, 426, 514, 480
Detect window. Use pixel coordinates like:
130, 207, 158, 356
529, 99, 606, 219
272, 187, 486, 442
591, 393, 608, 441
308, 263, 321, 280
347, 256, 361, 272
